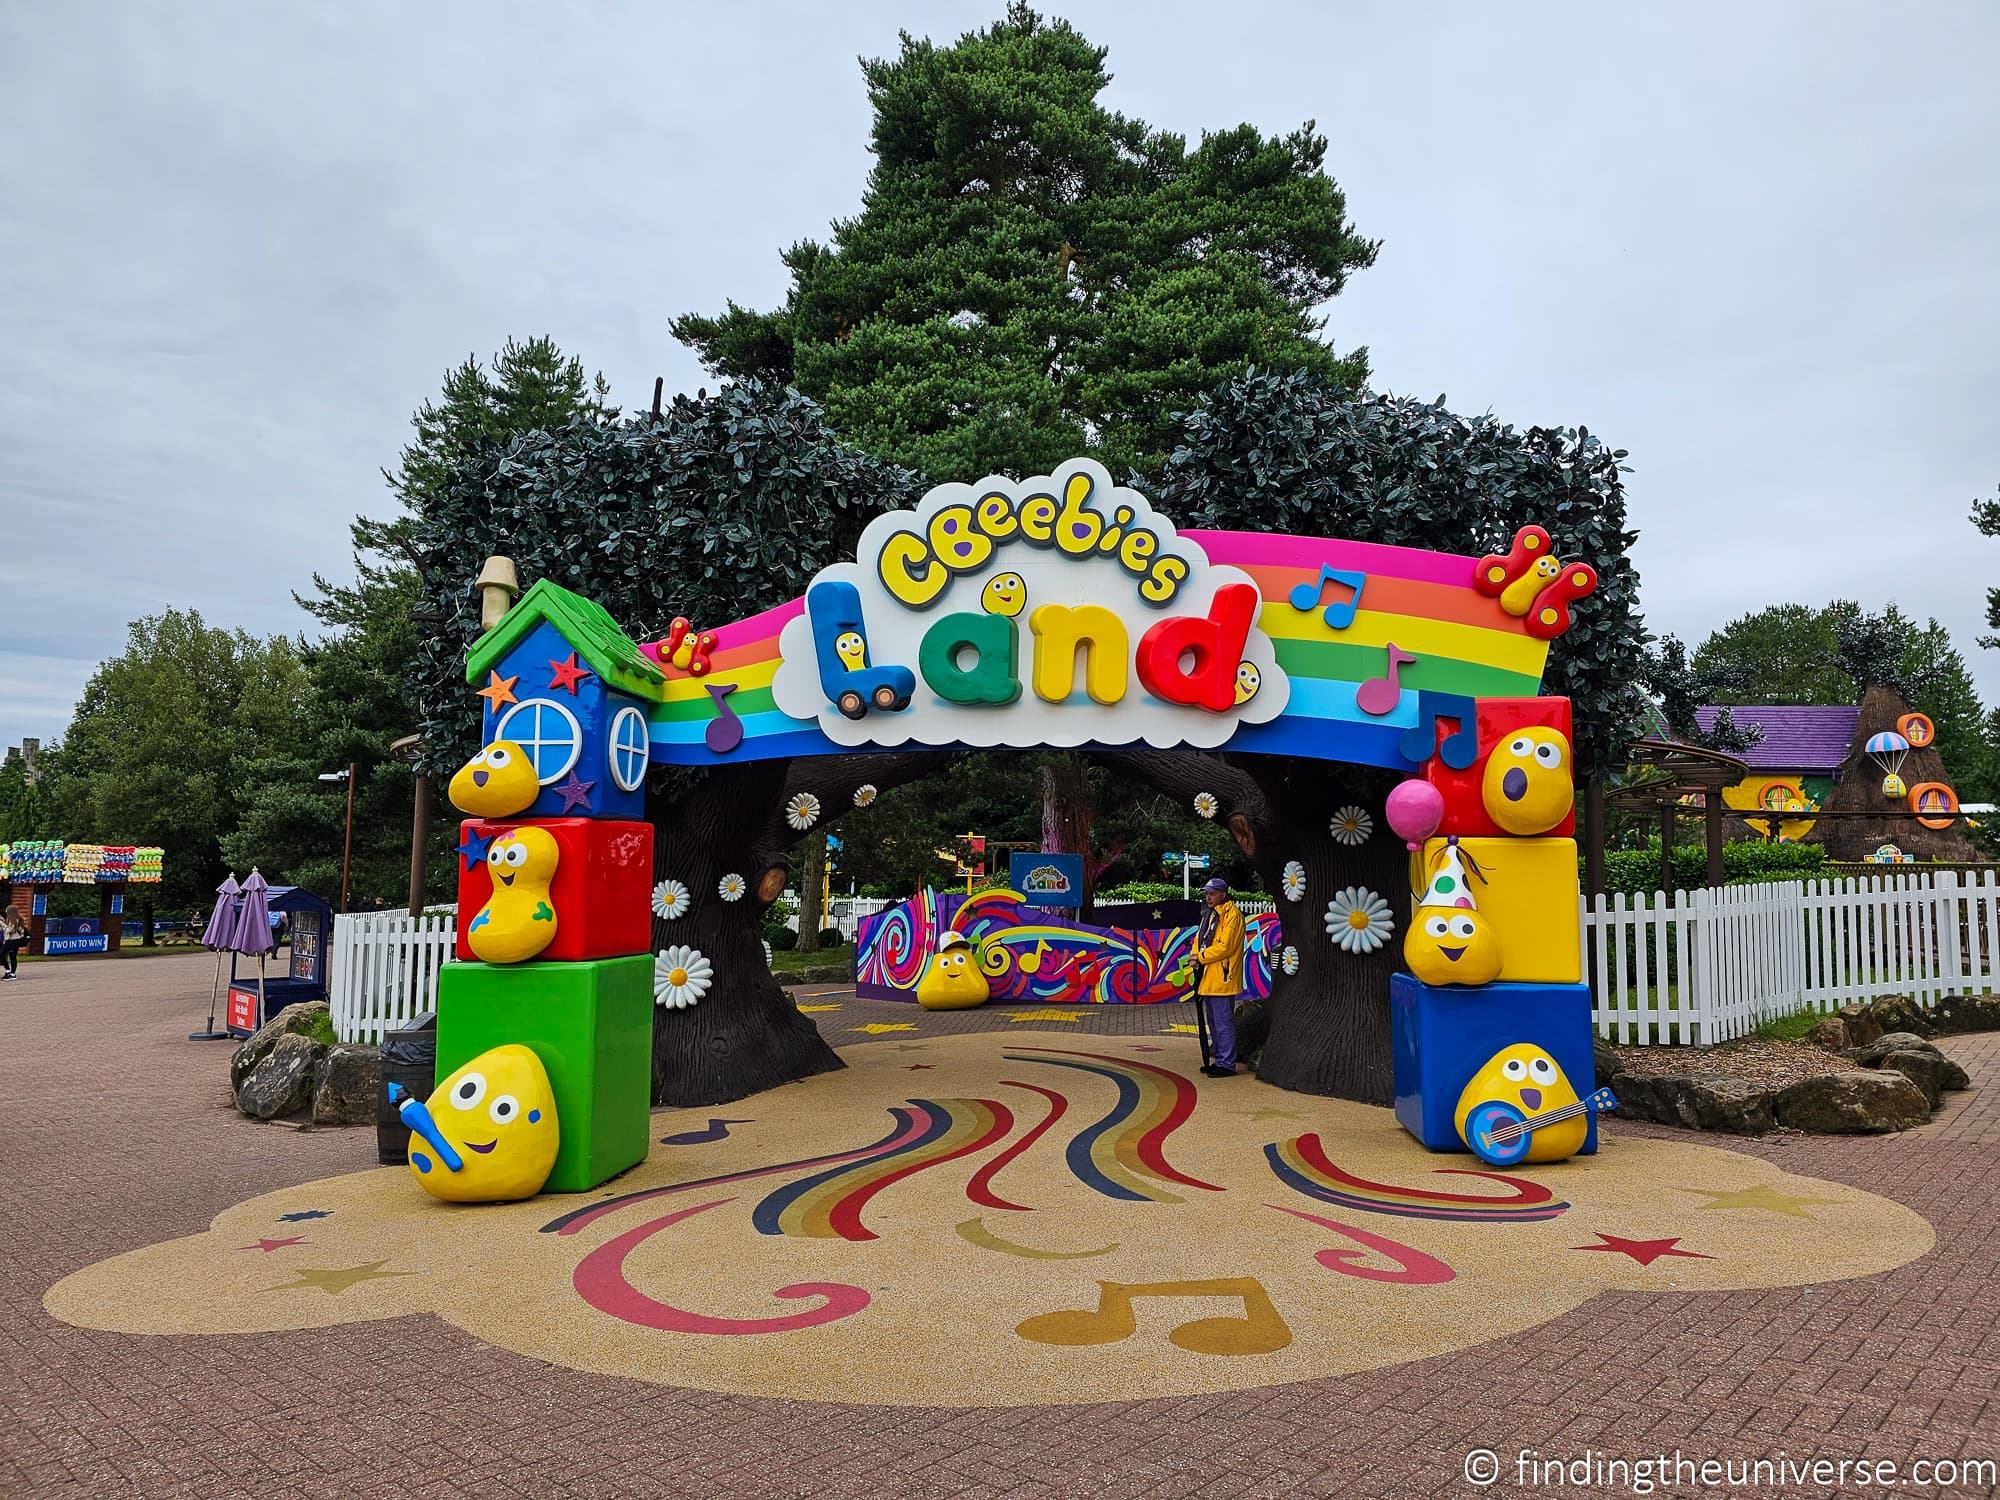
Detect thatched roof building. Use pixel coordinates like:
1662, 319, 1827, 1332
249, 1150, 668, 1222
1808, 684, 1978, 862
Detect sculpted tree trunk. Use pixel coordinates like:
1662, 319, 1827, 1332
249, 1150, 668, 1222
1102, 750, 1406, 1105
645, 752, 949, 1107
1041, 751, 1098, 913
795, 831, 827, 954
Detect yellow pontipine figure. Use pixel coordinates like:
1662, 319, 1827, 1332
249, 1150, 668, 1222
1403, 839, 1502, 986
396, 1045, 560, 1202
916, 931, 991, 1010
980, 571, 1027, 617
447, 740, 540, 818
467, 826, 560, 964
1454, 1044, 1586, 1164
1480, 727, 1574, 835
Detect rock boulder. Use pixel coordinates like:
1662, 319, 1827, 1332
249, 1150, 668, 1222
1930, 993, 2000, 1035
229, 1001, 331, 1090
313, 1044, 382, 1125
235, 1031, 323, 1120
1865, 995, 1935, 1039
1836, 1002, 1884, 1048
1608, 1072, 1775, 1135
1803, 1016, 1851, 1050
1772, 1070, 1930, 1134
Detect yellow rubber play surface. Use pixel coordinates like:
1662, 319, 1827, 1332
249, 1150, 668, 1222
47, 1032, 1934, 1407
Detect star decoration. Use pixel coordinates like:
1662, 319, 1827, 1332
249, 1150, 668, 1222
456, 828, 495, 872
241, 1237, 306, 1253
1130, 1045, 1164, 1053
1574, 1233, 1714, 1266
1163, 1022, 1201, 1035
552, 772, 596, 813
905, 1063, 935, 1071
262, 1261, 413, 1296
277, 1210, 331, 1222
853, 1023, 917, 1034
547, 652, 593, 694
1684, 1184, 1841, 1219
1248, 1107, 1304, 1121
1007, 1009, 1087, 1023
796, 1003, 841, 1014
893, 1044, 929, 1052
476, 671, 519, 711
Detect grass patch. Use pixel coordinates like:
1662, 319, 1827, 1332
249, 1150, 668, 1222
1754, 1008, 1825, 1043
772, 946, 850, 975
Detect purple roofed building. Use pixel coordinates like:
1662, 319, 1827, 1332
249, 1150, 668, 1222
1693, 704, 1860, 775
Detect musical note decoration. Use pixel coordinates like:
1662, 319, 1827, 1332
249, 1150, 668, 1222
660, 1117, 754, 1146
1398, 691, 1479, 770
1355, 642, 1416, 716
1287, 565, 1367, 631
1018, 937, 1051, 975
703, 682, 744, 753
1016, 1276, 1293, 1356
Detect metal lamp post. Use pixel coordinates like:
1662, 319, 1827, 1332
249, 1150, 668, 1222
317, 764, 358, 912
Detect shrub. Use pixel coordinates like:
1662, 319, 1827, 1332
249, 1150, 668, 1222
1600, 839, 1829, 895
816, 926, 846, 948
765, 924, 798, 951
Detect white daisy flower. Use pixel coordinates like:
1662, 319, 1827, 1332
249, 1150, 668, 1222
786, 792, 821, 830
654, 946, 713, 1009
1324, 886, 1394, 954
717, 872, 747, 902
1330, 806, 1374, 846
1193, 791, 1219, 819
651, 879, 691, 921
853, 784, 878, 807
1281, 861, 1306, 902
1281, 945, 1301, 976
762, 939, 774, 968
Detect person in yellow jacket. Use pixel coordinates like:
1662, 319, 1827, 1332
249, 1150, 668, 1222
1193, 876, 1245, 1077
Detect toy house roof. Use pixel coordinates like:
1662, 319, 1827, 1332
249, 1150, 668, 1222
465, 578, 665, 700
1693, 704, 1860, 773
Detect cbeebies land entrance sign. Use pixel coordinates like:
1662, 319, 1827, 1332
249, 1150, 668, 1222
772, 460, 1288, 751
641, 458, 1569, 772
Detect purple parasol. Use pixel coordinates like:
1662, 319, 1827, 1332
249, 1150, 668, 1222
200, 874, 241, 950
229, 868, 275, 956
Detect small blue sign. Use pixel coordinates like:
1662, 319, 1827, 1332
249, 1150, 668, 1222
45, 934, 109, 955
31, 893, 46, 916
1009, 852, 1084, 908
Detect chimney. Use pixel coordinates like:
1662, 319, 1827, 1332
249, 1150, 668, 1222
475, 557, 520, 631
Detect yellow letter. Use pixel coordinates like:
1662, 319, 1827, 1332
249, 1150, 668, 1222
879, 532, 947, 608
1029, 604, 1130, 705
1138, 555, 1190, 606
1018, 492, 1058, 544
926, 504, 993, 576
1118, 528, 1158, 576
1052, 471, 1103, 557
975, 491, 1019, 540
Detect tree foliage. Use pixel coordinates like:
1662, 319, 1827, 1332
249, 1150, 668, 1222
672, 3, 1376, 479
1149, 369, 1645, 780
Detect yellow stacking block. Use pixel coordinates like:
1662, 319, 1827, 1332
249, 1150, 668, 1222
1411, 837, 1580, 985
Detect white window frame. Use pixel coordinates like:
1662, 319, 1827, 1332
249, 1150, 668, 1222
608, 705, 649, 792
495, 697, 582, 785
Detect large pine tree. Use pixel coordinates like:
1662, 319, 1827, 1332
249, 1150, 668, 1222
672, 3, 1377, 480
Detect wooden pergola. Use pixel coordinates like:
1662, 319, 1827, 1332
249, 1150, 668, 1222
1601, 738, 1751, 892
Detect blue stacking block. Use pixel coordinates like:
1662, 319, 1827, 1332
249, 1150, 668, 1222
1390, 974, 1598, 1155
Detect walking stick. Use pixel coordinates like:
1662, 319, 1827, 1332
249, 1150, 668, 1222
1191, 961, 1212, 1069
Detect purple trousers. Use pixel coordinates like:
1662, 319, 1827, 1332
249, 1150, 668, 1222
1201, 993, 1239, 1069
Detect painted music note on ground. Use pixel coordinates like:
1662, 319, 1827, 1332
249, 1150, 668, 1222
661, 1117, 755, 1146
1016, 1276, 1292, 1355
703, 682, 744, 754
1398, 690, 1479, 770
1355, 642, 1416, 716
1286, 565, 1367, 631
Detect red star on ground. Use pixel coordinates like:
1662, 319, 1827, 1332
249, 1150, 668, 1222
241, 1237, 306, 1253
905, 1063, 934, 1071
547, 652, 593, 694
1573, 1233, 1713, 1266
476, 671, 519, 710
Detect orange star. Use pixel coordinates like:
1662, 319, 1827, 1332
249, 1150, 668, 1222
548, 652, 593, 694
476, 671, 519, 710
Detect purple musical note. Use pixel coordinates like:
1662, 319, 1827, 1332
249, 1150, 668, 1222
703, 682, 744, 753
660, 1117, 754, 1146
1398, 691, 1480, 770
1355, 642, 1416, 716
1287, 565, 1367, 631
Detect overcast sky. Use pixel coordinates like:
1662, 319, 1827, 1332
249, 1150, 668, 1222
4, 2, 1998, 753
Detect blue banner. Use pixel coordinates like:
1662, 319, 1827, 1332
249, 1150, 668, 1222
1009, 852, 1084, 908
45, 934, 109, 955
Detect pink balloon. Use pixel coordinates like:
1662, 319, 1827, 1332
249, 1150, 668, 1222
1384, 779, 1445, 851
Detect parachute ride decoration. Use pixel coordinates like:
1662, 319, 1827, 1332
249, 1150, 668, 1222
1865, 731, 1910, 799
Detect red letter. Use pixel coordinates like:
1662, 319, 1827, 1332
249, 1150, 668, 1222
1135, 583, 1258, 712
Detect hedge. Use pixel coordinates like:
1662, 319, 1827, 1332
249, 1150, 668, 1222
1600, 839, 1829, 896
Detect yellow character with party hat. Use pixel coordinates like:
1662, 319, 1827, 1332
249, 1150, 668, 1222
1403, 837, 1502, 986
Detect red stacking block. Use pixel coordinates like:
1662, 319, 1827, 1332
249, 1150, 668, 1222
1428, 697, 1577, 838
454, 818, 653, 963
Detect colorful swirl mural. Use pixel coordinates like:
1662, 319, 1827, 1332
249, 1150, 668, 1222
1264, 1133, 1569, 1223
856, 887, 1281, 1005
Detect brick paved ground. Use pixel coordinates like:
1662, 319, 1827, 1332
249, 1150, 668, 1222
3, 955, 1996, 1499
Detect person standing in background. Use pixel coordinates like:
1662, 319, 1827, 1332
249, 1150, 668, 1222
1193, 877, 1245, 1077
1, 906, 27, 979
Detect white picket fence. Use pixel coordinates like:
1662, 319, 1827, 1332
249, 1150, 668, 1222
1587, 871, 2000, 1044
329, 909, 457, 1043
328, 873, 2000, 1048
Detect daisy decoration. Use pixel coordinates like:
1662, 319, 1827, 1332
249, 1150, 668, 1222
1324, 886, 1394, 954
717, 872, 747, 902
1193, 791, 1219, 819
654, 946, 713, 1009
1280, 945, 1301, 976
785, 792, 821, 830
1330, 806, 1374, 846
853, 784, 878, 807
1280, 861, 1306, 902
651, 879, 691, 921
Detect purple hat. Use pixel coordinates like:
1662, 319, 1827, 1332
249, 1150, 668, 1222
1203, 876, 1229, 894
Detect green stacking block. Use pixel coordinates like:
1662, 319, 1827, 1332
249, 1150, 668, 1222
435, 955, 653, 1192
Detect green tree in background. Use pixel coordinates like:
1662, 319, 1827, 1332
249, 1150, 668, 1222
42, 611, 309, 913
673, 3, 1377, 479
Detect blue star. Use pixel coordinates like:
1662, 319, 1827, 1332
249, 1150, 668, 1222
553, 772, 596, 813
457, 828, 495, 872
278, 1209, 332, 1222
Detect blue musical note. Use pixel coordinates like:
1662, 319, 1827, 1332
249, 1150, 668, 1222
1398, 691, 1480, 770
661, 1117, 754, 1146
1287, 565, 1367, 631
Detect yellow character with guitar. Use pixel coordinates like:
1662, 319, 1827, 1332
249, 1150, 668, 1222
1453, 1044, 1616, 1166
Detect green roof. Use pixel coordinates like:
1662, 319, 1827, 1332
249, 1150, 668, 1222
465, 578, 666, 701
